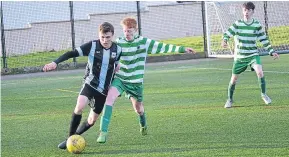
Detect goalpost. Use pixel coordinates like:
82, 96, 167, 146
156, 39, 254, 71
205, 1, 289, 58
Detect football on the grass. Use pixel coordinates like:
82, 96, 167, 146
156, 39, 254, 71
66, 135, 86, 154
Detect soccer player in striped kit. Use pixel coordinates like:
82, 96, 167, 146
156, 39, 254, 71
221, 2, 279, 108
43, 22, 122, 149
97, 17, 196, 143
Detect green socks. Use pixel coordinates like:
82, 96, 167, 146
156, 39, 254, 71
227, 77, 266, 100
100, 105, 113, 132
259, 77, 266, 94
228, 83, 236, 100
139, 112, 146, 127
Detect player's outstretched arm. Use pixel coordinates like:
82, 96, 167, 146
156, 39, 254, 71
42, 50, 80, 72
145, 38, 195, 54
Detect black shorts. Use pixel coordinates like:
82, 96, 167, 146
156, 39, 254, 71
79, 84, 106, 114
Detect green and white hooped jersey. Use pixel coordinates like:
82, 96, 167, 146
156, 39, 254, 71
115, 36, 185, 84
223, 19, 274, 59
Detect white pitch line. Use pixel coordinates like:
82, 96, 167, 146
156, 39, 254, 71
56, 89, 79, 94
1, 82, 18, 86
1, 76, 81, 86
176, 66, 289, 74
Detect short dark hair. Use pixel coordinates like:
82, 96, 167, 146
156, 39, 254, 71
243, 2, 255, 10
99, 22, 114, 35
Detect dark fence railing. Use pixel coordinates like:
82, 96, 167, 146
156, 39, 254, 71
1, 1, 288, 69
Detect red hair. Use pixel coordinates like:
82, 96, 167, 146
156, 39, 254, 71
121, 17, 137, 29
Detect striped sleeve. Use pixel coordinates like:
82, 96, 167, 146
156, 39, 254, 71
76, 41, 93, 56
54, 41, 94, 64
223, 21, 238, 41
257, 25, 274, 55
145, 38, 185, 54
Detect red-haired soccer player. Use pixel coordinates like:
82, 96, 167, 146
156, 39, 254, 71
97, 17, 196, 143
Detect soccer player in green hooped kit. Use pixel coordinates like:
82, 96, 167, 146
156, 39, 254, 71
222, 2, 280, 108
96, 17, 196, 143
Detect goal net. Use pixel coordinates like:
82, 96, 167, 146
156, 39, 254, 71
205, 1, 289, 58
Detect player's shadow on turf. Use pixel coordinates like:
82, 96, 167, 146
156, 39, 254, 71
82, 147, 194, 155
82, 141, 286, 155
226, 104, 267, 108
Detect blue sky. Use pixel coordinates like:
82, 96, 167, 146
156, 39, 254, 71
2, 1, 177, 29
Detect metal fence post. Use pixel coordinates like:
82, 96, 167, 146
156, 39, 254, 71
136, 1, 142, 36
201, 2, 208, 58
69, 1, 77, 66
1, 1, 7, 68
264, 1, 269, 36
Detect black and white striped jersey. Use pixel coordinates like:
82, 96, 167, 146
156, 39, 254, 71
54, 40, 122, 95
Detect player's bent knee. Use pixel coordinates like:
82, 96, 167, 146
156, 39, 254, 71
257, 72, 264, 78
135, 106, 144, 115
87, 120, 95, 126
136, 110, 143, 115
87, 117, 96, 126
230, 80, 237, 84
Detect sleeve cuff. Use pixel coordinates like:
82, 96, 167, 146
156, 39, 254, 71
179, 46, 186, 53
268, 50, 274, 56
53, 60, 60, 65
